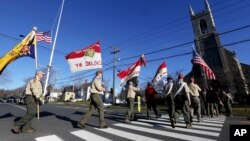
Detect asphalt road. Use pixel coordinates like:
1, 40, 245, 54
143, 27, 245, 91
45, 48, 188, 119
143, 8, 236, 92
0, 101, 249, 141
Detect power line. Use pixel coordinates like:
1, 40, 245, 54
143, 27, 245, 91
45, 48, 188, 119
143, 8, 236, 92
111, 0, 247, 49
54, 66, 113, 84
101, 1, 249, 64
215, 0, 249, 18
109, 4, 250, 64
112, 0, 227, 47
117, 23, 250, 63
0, 33, 67, 55
0, 0, 248, 59
117, 38, 250, 68
56, 59, 114, 81
78, 0, 238, 64
57, 23, 250, 83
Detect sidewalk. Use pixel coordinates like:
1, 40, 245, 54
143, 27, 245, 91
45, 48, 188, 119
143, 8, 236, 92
219, 115, 250, 141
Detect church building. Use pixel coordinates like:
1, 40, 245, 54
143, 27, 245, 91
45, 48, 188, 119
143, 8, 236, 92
189, 0, 250, 103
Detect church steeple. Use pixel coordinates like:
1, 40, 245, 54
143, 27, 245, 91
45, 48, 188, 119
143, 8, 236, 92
205, 0, 211, 12
189, 3, 195, 16
205, 0, 215, 27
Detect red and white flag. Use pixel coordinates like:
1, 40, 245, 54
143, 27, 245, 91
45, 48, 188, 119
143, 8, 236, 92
152, 61, 167, 83
65, 41, 102, 72
117, 55, 146, 85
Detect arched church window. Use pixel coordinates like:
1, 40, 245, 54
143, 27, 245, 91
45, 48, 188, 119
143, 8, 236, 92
200, 19, 209, 34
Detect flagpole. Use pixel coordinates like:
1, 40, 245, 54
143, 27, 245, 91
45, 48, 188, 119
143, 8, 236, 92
31, 26, 40, 119
35, 43, 38, 70
35, 40, 39, 119
29, 26, 38, 71
43, 0, 65, 97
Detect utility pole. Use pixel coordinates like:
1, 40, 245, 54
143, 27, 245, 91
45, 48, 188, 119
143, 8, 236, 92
110, 47, 120, 105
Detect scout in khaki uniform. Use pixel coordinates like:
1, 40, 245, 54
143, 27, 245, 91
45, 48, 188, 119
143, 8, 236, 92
188, 77, 202, 122
13, 71, 45, 134
125, 81, 140, 123
220, 90, 233, 117
173, 73, 192, 128
77, 70, 108, 129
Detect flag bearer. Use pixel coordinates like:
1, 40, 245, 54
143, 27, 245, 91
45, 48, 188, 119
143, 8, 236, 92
125, 81, 140, 123
77, 70, 108, 129
145, 82, 161, 120
13, 71, 45, 134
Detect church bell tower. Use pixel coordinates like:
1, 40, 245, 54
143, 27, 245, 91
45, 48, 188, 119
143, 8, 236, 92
189, 0, 235, 91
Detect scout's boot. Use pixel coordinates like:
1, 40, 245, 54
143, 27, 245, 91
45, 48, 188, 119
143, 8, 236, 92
99, 125, 109, 129
156, 114, 162, 118
198, 118, 201, 123
22, 127, 36, 133
185, 124, 192, 128
77, 122, 85, 129
125, 119, 130, 123
13, 124, 21, 134
170, 119, 175, 128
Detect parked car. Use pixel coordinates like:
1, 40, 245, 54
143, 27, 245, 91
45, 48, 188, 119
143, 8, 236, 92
7, 96, 17, 103
18, 96, 26, 105
0, 98, 7, 103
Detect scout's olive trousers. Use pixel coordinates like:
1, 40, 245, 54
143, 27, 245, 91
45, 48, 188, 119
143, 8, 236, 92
190, 96, 201, 121
14, 95, 37, 131
146, 101, 160, 119
166, 94, 175, 122
174, 95, 191, 124
125, 97, 135, 120
79, 93, 107, 127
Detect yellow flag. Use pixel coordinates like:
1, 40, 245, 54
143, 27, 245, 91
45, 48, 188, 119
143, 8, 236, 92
0, 30, 36, 74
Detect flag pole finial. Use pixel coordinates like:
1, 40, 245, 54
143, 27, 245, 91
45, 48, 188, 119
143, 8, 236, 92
141, 54, 144, 58
33, 26, 37, 32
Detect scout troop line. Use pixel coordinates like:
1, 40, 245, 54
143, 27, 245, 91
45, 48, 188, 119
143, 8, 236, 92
124, 73, 233, 129
12, 70, 232, 134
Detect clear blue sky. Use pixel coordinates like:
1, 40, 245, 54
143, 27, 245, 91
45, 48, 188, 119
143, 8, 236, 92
0, 0, 250, 90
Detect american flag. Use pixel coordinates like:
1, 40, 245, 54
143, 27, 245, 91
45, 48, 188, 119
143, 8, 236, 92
192, 49, 216, 80
36, 31, 52, 43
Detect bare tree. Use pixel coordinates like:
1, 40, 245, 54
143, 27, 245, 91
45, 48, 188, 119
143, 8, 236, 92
39, 67, 57, 86
103, 79, 110, 91
23, 76, 34, 85
0, 70, 12, 86
118, 87, 127, 101
72, 75, 85, 88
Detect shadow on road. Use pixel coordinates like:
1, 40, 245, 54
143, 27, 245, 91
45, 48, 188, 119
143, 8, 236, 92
55, 115, 98, 128
39, 111, 54, 117
13, 117, 21, 122
0, 113, 14, 119
55, 115, 78, 128
72, 111, 83, 115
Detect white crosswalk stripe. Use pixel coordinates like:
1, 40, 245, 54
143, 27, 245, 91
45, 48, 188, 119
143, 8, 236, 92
71, 130, 112, 141
96, 127, 163, 141
155, 118, 224, 127
138, 118, 222, 131
161, 115, 226, 124
114, 123, 217, 141
35, 135, 64, 141
35, 114, 226, 141
131, 120, 220, 137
